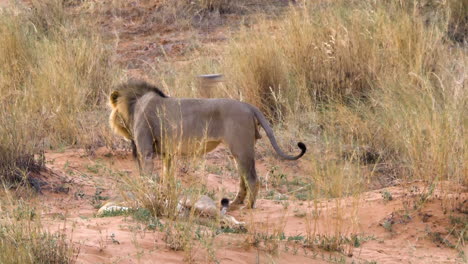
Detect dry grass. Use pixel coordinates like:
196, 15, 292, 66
118, 162, 181, 219
150, 0, 285, 28
0, 1, 110, 260
98, 0, 281, 35
0, 0, 120, 184
0, 189, 78, 264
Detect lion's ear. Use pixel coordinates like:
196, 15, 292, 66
110, 91, 120, 107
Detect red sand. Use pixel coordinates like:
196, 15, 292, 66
36, 148, 467, 264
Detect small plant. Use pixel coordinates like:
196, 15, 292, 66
163, 222, 194, 252
246, 228, 287, 256
132, 208, 153, 222
294, 192, 310, 201
288, 235, 305, 242
217, 226, 247, 234
315, 235, 345, 252
264, 190, 289, 201
304, 234, 374, 253
131, 208, 165, 231
110, 233, 120, 245
381, 190, 393, 202
293, 209, 306, 218
446, 215, 467, 258
86, 164, 101, 174
98, 208, 129, 218
91, 188, 109, 209
382, 219, 394, 232
264, 190, 275, 199
428, 230, 455, 248
350, 234, 375, 248
268, 166, 288, 188
449, 215, 468, 241
13, 202, 36, 221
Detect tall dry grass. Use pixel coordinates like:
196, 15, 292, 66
0, 189, 78, 264
154, 0, 466, 185
102, 0, 273, 33
153, 0, 281, 28
0, 0, 120, 184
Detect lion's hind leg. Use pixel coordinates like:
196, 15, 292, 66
241, 157, 259, 209
231, 174, 247, 209
228, 146, 259, 210
225, 117, 259, 210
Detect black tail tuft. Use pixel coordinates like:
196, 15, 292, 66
298, 142, 306, 152
297, 142, 307, 158
221, 198, 230, 208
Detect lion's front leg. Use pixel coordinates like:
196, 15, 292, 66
131, 140, 142, 173
139, 151, 154, 176
135, 128, 155, 176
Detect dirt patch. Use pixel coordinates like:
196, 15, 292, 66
34, 148, 467, 263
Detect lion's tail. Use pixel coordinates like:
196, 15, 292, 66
249, 105, 306, 160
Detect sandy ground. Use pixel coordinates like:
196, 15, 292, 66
35, 148, 467, 264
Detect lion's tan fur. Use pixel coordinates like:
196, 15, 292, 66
109, 80, 306, 209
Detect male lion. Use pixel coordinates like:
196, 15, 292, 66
109, 81, 306, 209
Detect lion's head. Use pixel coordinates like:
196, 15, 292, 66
109, 81, 168, 141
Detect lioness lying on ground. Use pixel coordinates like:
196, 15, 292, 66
98, 195, 245, 228
109, 81, 306, 209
